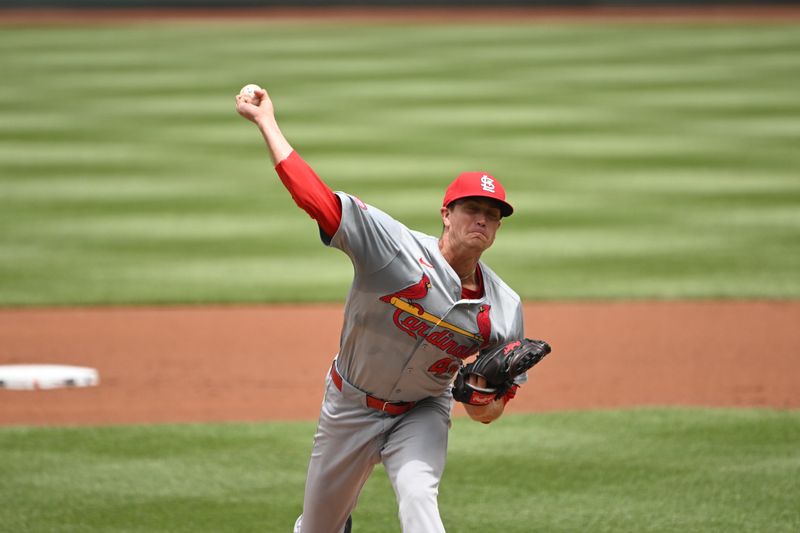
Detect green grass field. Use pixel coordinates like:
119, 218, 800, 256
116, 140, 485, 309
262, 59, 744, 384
1, 409, 798, 533
1, 21, 799, 305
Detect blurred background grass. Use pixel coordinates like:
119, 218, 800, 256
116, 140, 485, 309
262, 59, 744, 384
1, 21, 799, 306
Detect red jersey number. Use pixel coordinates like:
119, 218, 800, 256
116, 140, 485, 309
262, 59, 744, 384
428, 357, 460, 377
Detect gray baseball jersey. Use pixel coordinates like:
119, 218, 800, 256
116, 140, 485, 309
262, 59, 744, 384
328, 192, 525, 400
297, 192, 524, 533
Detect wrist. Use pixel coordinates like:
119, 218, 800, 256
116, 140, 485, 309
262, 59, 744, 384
501, 384, 520, 405
255, 114, 278, 133
255, 116, 293, 165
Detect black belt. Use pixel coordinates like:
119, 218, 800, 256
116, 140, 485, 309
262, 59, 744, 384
330, 362, 417, 416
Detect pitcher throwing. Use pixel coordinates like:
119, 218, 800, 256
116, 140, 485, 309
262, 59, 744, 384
235, 85, 551, 533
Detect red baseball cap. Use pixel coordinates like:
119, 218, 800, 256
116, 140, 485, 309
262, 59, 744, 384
442, 172, 514, 217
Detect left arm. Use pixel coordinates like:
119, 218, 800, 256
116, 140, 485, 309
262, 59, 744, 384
459, 336, 551, 425
464, 303, 525, 424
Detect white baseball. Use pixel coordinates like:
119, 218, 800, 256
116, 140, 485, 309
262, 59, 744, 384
239, 84, 263, 104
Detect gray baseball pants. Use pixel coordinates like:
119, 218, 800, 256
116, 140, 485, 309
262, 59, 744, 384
296, 365, 451, 533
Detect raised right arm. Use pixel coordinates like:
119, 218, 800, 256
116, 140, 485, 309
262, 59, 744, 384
236, 87, 341, 237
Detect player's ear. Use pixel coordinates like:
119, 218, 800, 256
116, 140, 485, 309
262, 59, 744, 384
440, 206, 451, 230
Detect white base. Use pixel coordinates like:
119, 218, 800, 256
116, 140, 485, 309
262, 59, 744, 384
0, 364, 99, 390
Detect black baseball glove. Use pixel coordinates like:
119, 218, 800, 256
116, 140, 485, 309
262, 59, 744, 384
452, 339, 551, 405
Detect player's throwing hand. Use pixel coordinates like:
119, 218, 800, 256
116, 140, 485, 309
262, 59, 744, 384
235, 84, 273, 124
235, 84, 292, 165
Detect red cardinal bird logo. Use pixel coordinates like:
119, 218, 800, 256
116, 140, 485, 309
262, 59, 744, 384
380, 274, 431, 314
476, 304, 492, 348
380, 274, 490, 356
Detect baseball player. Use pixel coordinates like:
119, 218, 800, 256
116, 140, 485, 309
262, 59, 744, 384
236, 87, 550, 533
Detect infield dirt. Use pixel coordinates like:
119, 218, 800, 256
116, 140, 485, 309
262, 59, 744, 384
1, 301, 798, 426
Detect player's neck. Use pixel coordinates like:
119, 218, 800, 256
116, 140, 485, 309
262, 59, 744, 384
438, 238, 481, 286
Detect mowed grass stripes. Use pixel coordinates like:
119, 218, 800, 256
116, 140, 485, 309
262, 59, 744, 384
1, 409, 798, 532
1, 22, 799, 305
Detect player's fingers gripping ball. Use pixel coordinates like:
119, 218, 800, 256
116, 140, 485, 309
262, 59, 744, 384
452, 339, 551, 405
239, 83, 263, 105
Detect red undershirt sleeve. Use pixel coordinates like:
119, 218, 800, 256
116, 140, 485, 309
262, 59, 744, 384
502, 384, 519, 404
274, 150, 342, 238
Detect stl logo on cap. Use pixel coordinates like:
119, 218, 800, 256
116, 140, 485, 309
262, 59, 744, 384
442, 171, 514, 217
480, 174, 496, 193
